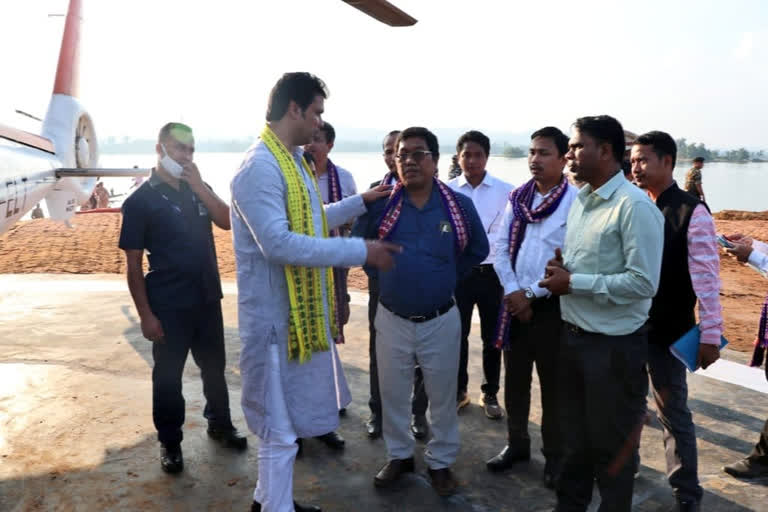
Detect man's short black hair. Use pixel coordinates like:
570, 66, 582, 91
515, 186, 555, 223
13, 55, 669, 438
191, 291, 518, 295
266, 72, 328, 122
456, 130, 490, 157
572, 115, 625, 164
633, 131, 678, 168
382, 130, 401, 149
319, 121, 336, 144
158, 122, 193, 145
531, 126, 569, 157
693, 156, 705, 163
396, 127, 439, 162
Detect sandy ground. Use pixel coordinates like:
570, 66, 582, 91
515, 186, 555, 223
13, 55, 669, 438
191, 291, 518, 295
1, 212, 767, 352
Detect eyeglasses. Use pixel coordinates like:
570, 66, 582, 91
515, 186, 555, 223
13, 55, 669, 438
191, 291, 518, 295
395, 150, 433, 163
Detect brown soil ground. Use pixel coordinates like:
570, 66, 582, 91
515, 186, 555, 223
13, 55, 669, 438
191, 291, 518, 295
2, 212, 766, 352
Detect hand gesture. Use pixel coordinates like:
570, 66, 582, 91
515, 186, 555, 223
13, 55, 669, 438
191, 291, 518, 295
726, 242, 753, 263
365, 240, 402, 271
361, 184, 393, 204
180, 162, 204, 192
544, 248, 565, 277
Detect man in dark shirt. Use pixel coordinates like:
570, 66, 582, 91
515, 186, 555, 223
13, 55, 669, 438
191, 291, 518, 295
119, 122, 246, 474
353, 126, 488, 496
364, 130, 429, 441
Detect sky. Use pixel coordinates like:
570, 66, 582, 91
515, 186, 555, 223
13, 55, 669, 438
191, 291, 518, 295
0, 0, 767, 148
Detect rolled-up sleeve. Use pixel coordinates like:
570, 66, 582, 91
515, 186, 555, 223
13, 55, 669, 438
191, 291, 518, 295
231, 156, 367, 268
570, 200, 664, 304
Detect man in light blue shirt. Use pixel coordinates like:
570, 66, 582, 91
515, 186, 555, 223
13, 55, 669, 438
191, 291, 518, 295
540, 115, 664, 512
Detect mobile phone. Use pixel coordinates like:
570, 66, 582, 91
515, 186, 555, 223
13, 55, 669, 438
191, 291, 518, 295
716, 234, 734, 249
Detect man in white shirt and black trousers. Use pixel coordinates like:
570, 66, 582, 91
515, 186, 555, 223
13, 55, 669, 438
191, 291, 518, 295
486, 127, 578, 489
448, 130, 514, 418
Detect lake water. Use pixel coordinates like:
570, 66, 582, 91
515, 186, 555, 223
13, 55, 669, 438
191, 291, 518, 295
99, 152, 766, 213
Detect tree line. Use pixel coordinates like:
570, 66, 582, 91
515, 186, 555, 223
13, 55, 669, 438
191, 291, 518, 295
501, 138, 766, 163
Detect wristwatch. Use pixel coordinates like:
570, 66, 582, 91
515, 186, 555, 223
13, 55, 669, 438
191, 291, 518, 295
524, 287, 535, 300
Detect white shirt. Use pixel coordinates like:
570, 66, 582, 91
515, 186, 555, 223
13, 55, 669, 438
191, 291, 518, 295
748, 239, 768, 273
317, 164, 358, 204
494, 182, 578, 297
447, 172, 514, 265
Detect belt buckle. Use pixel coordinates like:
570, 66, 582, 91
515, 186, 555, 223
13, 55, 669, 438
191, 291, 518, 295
409, 315, 427, 322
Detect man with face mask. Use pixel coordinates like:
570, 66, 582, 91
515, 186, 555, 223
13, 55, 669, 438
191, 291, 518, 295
353, 126, 489, 496
539, 115, 664, 512
119, 122, 247, 475
631, 131, 722, 512
486, 127, 577, 490
230, 72, 398, 512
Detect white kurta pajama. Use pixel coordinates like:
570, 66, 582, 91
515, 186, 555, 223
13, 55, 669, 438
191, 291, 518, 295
231, 142, 368, 511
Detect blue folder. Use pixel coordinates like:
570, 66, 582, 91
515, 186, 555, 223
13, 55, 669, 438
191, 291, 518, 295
669, 325, 728, 372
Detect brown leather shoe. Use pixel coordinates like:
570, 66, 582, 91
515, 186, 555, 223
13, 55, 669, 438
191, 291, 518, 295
374, 457, 414, 487
428, 467, 458, 496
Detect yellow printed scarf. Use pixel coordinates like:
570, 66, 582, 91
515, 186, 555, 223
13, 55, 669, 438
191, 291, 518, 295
261, 125, 338, 363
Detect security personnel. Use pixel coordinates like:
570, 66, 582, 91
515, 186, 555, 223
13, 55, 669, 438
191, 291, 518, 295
119, 122, 247, 474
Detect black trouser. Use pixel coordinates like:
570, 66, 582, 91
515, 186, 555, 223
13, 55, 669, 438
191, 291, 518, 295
368, 277, 428, 418
503, 297, 562, 461
556, 324, 649, 512
749, 363, 768, 463
152, 301, 233, 446
456, 265, 503, 396
647, 339, 703, 502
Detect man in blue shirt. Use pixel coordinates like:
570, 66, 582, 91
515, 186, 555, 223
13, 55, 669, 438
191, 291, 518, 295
353, 126, 488, 496
119, 122, 247, 475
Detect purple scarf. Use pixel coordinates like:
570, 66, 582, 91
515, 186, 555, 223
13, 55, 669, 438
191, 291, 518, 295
378, 178, 470, 253
322, 159, 348, 344
751, 299, 768, 368
493, 176, 569, 350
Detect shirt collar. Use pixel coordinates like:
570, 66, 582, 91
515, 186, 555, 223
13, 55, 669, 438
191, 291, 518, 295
457, 171, 491, 188
579, 170, 625, 201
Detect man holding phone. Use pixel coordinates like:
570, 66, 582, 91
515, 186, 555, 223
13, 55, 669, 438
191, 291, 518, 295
119, 122, 247, 474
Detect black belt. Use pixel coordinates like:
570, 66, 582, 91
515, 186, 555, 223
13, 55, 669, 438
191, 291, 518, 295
381, 299, 455, 323
472, 264, 495, 273
564, 321, 597, 336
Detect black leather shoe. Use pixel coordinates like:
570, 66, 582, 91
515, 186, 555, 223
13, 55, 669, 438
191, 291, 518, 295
428, 467, 458, 496
208, 427, 248, 451
365, 416, 382, 439
251, 500, 321, 512
315, 431, 345, 450
411, 414, 428, 440
339, 408, 347, 417
486, 444, 530, 472
542, 458, 562, 490
670, 499, 700, 512
374, 457, 415, 487
160, 444, 183, 474
723, 457, 768, 479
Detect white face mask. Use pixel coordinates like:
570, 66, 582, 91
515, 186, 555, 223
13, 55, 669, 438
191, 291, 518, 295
160, 144, 184, 178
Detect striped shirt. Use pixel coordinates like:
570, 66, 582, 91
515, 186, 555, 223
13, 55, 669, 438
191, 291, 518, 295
687, 204, 724, 345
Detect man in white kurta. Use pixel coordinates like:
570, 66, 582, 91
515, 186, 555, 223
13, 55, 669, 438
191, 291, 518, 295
230, 72, 395, 512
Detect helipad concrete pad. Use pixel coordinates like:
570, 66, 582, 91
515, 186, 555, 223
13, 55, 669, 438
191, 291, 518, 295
0, 274, 766, 511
